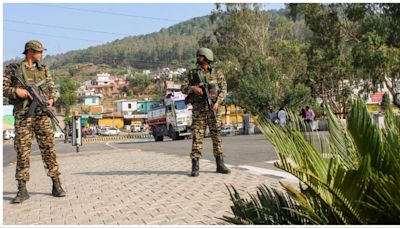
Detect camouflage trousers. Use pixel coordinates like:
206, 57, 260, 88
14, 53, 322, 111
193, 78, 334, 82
190, 103, 223, 158
14, 111, 60, 181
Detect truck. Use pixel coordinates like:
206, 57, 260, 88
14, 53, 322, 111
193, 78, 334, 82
147, 91, 192, 141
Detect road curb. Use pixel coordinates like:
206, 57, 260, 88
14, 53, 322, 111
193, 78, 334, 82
82, 134, 153, 143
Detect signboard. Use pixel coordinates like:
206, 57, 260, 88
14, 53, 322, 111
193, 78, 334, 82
370, 92, 384, 103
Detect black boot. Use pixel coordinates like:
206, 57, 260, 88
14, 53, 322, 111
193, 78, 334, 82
215, 155, 231, 174
12, 180, 30, 204
191, 157, 199, 177
52, 177, 66, 197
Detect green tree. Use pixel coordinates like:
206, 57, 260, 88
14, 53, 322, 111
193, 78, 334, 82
208, 4, 311, 115
288, 3, 400, 112
55, 76, 80, 118
126, 73, 151, 96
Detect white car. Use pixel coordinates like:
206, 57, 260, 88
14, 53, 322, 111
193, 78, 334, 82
3, 129, 15, 140
130, 124, 141, 132
54, 131, 65, 138
221, 125, 232, 136
100, 127, 120, 136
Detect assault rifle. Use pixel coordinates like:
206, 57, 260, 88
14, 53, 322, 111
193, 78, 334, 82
14, 74, 64, 133
185, 67, 217, 124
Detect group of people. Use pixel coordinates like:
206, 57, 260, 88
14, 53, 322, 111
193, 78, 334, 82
81, 126, 98, 137
4, 41, 231, 203
267, 107, 287, 127
267, 105, 316, 130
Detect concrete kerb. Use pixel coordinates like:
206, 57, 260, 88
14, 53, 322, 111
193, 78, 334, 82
82, 134, 153, 143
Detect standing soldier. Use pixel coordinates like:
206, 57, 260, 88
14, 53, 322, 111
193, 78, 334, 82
181, 47, 231, 177
3, 40, 66, 203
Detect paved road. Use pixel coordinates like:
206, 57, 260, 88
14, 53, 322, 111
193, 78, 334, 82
3, 132, 329, 225
3, 149, 284, 225
4, 135, 278, 169
112, 135, 279, 169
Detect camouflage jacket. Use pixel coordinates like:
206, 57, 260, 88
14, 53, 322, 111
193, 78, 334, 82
181, 67, 227, 107
3, 61, 57, 113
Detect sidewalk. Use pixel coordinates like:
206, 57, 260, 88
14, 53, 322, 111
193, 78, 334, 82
3, 149, 282, 225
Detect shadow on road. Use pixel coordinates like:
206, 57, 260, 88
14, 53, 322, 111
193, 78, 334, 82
3, 191, 53, 202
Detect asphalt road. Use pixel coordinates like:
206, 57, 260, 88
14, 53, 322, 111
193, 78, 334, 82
3, 134, 279, 169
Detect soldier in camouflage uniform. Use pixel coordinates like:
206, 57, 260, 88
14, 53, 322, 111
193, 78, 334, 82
181, 48, 231, 177
3, 40, 66, 203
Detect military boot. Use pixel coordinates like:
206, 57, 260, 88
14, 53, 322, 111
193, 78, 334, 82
215, 155, 231, 174
52, 177, 66, 197
191, 157, 199, 177
12, 180, 30, 204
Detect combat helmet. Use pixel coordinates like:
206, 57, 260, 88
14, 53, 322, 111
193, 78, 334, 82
23, 40, 47, 54
196, 47, 214, 62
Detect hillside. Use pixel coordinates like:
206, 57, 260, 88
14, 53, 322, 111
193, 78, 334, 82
6, 9, 304, 76
44, 16, 214, 71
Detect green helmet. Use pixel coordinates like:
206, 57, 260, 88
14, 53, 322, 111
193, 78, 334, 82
196, 47, 214, 62
23, 40, 47, 54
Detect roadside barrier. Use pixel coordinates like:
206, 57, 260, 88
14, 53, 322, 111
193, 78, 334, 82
82, 134, 153, 143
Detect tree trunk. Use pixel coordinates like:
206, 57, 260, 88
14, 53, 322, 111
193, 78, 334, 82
385, 77, 395, 98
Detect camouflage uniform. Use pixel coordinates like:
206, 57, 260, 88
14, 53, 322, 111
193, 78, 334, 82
3, 40, 65, 203
181, 69, 227, 158
3, 62, 60, 181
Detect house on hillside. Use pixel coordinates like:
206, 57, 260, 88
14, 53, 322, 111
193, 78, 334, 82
80, 95, 102, 106
142, 70, 151, 75
86, 73, 129, 97
116, 99, 138, 115
137, 100, 162, 113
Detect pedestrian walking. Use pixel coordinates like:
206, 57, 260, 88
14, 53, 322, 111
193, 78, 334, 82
278, 107, 287, 127
82, 126, 87, 138
181, 47, 231, 177
3, 40, 66, 203
305, 106, 315, 131
268, 108, 276, 122
243, 110, 250, 135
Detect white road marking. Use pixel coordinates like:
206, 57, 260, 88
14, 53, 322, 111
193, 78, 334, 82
105, 142, 120, 150
265, 160, 279, 164
237, 165, 298, 181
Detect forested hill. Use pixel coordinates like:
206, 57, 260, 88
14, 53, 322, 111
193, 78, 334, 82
44, 16, 214, 70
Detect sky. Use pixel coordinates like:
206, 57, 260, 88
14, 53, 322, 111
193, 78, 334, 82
3, 3, 285, 61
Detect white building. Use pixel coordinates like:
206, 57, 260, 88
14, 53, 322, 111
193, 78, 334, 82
142, 70, 151, 75
176, 68, 186, 74
116, 99, 138, 116
96, 73, 115, 86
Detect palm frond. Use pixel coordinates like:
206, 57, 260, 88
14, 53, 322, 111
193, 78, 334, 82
325, 103, 359, 170
347, 99, 384, 170
224, 98, 400, 224
220, 184, 306, 224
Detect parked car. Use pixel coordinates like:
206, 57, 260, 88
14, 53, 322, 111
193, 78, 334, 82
3, 129, 15, 140
130, 124, 141, 132
54, 131, 65, 139
221, 125, 232, 136
100, 127, 120, 136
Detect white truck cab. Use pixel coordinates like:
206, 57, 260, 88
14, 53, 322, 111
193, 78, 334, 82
148, 91, 192, 141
